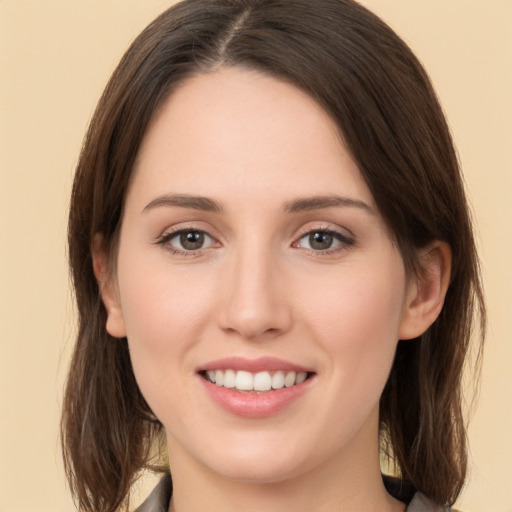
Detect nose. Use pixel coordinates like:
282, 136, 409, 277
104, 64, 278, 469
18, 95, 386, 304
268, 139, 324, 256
217, 242, 292, 340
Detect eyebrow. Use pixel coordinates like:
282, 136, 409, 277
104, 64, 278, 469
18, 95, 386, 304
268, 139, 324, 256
142, 194, 223, 214
283, 195, 375, 214
142, 193, 374, 215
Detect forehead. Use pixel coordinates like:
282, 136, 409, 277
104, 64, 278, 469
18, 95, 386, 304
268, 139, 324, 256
129, 66, 374, 210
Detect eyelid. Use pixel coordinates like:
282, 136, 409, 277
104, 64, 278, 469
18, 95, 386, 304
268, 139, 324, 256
292, 224, 355, 254
153, 220, 220, 243
154, 225, 220, 255
294, 222, 354, 240
153, 221, 354, 257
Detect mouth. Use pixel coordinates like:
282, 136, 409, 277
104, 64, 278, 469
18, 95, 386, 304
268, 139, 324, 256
200, 369, 313, 393
197, 357, 316, 417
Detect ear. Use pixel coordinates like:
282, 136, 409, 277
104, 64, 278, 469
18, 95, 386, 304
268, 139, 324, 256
91, 234, 127, 338
399, 241, 451, 340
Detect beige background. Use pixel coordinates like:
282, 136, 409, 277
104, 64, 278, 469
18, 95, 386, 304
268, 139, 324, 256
0, 1, 510, 511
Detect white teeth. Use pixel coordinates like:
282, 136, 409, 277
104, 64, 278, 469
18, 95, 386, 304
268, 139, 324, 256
296, 372, 307, 384
253, 371, 272, 391
235, 371, 253, 391
284, 371, 296, 387
271, 371, 285, 389
223, 369, 236, 388
205, 369, 309, 392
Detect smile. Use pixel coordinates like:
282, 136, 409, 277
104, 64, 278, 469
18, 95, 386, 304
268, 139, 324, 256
198, 357, 315, 417
204, 369, 309, 392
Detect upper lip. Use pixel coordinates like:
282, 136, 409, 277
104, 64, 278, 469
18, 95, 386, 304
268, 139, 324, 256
197, 356, 313, 374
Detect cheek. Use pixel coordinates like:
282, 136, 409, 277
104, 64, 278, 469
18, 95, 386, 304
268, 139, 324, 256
301, 259, 406, 393
117, 245, 216, 346
115, 250, 217, 405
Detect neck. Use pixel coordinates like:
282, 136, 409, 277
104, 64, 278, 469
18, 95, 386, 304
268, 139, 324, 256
166, 416, 405, 512
168, 461, 403, 512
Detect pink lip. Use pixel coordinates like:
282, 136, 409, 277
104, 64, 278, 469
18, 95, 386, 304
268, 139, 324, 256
199, 377, 314, 418
197, 357, 315, 419
198, 356, 312, 373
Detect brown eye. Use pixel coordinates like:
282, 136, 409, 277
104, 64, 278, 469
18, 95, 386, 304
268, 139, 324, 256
295, 229, 353, 253
158, 229, 216, 253
180, 230, 205, 250
308, 232, 334, 250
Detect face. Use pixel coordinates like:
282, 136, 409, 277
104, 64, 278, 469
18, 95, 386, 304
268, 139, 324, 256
102, 67, 421, 484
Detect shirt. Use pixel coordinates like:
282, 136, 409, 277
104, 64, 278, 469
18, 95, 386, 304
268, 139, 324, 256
134, 473, 457, 512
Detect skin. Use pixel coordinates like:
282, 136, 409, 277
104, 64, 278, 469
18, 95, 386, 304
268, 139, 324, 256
94, 67, 450, 512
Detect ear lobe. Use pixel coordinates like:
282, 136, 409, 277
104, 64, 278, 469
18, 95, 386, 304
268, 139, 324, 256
399, 241, 451, 340
91, 234, 127, 338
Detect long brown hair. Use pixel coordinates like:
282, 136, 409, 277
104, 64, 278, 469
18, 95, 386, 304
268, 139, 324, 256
62, 1, 485, 510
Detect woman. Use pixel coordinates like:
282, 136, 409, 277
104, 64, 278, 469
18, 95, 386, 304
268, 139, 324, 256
61, 1, 485, 511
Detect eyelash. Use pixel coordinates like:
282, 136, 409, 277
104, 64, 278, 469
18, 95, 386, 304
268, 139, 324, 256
293, 227, 355, 256
155, 226, 355, 257
155, 227, 218, 256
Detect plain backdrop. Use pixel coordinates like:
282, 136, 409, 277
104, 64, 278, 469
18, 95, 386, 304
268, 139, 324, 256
0, 1, 511, 511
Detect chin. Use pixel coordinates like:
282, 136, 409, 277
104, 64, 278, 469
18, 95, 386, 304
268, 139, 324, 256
197, 436, 317, 485
210, 457, 308, 485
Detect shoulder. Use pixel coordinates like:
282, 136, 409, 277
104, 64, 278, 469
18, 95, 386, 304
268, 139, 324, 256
134, 473, 172, 512
407, 492, 460, 512
383, 476, 460, 512
134, 474, 461, 512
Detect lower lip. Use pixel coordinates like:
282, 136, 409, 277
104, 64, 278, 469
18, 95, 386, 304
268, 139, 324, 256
199, 376, 314, 418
